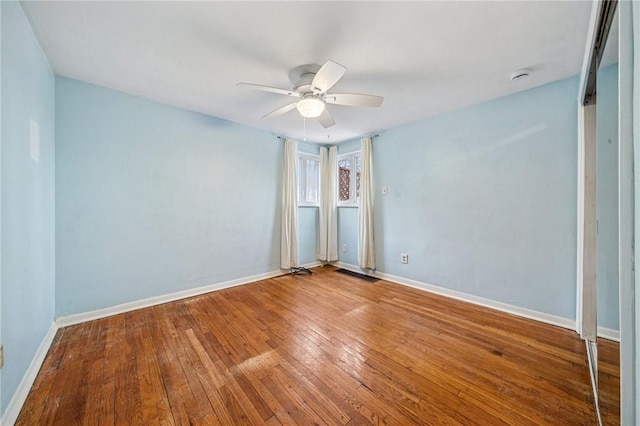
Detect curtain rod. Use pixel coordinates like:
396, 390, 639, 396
276, 134, 379, 141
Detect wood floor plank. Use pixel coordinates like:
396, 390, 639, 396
116, 313, 144, 425
15, 328, 68, 424
272, 361, 350, 425
185, 327, 264, 425
145, 312, 191, 425
17, 266, 618, 425
262, 368, 330, 425
138, 334, 175, 426
598, 338, 621, 426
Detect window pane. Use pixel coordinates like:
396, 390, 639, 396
298, 156, 305, 201
338, 159, 351, 201
297, 155, 320, 206
305, 159, 319, 203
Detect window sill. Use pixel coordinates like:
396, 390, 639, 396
338, 204, 359, 208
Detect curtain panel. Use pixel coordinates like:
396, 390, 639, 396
317, 146, 338, 262
358, 137, 376, 269
280, 139, 299, 269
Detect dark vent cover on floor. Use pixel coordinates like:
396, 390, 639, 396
335, 268, 379, 282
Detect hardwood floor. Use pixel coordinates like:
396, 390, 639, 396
17, 266, 619, 425
598, 338, 621, 425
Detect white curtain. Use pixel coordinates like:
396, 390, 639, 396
358, 137, 376, 269
317, 146, 338, 262
280, 139, 299, 269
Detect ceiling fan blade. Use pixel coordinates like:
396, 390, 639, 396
311, 60, 347, 94
261, 102, 298, 119
324, 93, 384, 107
317, 108, 335, 128
237, 82, 301, 98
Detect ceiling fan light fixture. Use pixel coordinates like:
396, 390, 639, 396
296, 97, 325, 118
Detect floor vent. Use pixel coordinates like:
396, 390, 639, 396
335, 268, 379, 282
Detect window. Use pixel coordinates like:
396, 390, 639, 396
338, 152, 361, 207
298, 154, 320, 207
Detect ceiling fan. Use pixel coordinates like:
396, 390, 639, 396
238, 60, 383, 128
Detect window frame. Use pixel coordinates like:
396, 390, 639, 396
297, 153, 320, 207
337, 151, 362, 208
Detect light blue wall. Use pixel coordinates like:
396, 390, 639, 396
55, 77, 282, 316
1, 1, 56, 416
340, 76, 579, 320
596, 63, 619, 331
298, 207, 318, 264
338, 208, 358, 265
298, 141, 320, 155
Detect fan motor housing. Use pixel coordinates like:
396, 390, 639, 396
289, 64, 321, 93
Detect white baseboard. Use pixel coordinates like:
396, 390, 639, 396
55, 270, 282, 327
597, 326, 620, 342
63, 259, 611, 343
1, 322, 58, 426
55, 261, 322, 328
335, 262, 623, 341
335, 262, 576, 331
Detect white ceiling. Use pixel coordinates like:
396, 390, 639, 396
21, 1, 593, 144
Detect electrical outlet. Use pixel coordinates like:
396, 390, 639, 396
0, 344, 4, 369
343, 244, 348, 253
401, 254, 409, 264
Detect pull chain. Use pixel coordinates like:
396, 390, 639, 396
303, 117, 306, 142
